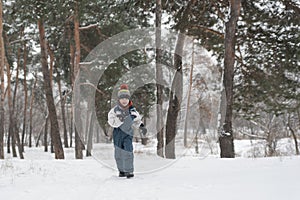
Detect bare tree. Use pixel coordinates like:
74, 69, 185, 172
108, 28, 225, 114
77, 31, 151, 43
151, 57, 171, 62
219, 0, 241, 158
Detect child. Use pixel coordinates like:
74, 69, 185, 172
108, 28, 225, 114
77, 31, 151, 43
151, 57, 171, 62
108, 84, 147, 178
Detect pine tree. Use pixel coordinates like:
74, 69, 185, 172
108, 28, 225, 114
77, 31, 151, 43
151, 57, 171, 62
218, 0, 241, 158
235, 0, 300, 120
38, 19, 64, 159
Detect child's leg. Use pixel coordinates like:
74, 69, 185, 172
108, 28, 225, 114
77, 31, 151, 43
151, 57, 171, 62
114, 146, 124, 172
123, 135, 134, 173
113, 130, 124, 172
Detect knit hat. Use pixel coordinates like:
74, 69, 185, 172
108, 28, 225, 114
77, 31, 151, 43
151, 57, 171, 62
117, 84, 131, 99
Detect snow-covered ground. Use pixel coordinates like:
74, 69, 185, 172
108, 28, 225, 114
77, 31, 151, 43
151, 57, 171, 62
1, 141, 300, 200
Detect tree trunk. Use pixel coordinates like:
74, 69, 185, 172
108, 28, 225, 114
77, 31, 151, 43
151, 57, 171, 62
48, 44, 54, 89
21, 43, 28, 152
74, 1, 84, 159
7, 48, 18, 157
165, 33, 185, 159
0, 0, 5, 159
86, 111, 94, 157
288, 114, 299, 155
57, 67, 69, 148
66, 18, 75, 147
69, 106, 73, 148
183, 38, 195, 147
44, 116, 49, 152
219, 0, 241, 158
38, 19, 64, 159
156, 0, 164, 158
13, 29, 25, 158
68, 22, 75, 148
7, 47, 24, 159
141, 118, 148, 145
29, 74, 38, 148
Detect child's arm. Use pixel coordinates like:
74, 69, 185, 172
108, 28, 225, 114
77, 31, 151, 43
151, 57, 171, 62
129, 107, 142, 128
108, 107, 123, 128
130, 107, 147, 135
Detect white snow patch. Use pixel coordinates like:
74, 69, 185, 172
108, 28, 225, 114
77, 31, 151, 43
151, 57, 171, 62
1, 143, 300, 200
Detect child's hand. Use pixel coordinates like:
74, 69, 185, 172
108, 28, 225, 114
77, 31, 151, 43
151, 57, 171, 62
140, 126, 147, 135
116, 114, 125, 122
130, 111, 138, 119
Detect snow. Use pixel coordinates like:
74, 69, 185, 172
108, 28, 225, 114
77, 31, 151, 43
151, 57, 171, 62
1, 143, 300, 200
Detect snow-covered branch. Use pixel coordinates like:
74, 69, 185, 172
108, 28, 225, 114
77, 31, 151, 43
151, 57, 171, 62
240, 131, 267, 140
79, 24, 98, 30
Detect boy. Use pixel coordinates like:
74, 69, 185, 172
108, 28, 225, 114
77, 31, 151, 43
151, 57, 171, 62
108, 84, 147, 178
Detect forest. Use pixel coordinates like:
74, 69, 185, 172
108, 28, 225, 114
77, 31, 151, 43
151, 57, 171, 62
0, 0, 299, 160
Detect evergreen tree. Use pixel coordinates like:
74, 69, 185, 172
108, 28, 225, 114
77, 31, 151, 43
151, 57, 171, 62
235, 0, 300, 120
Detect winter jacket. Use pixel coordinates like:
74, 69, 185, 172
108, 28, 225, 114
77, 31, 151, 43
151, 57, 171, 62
108, 101, 142, 135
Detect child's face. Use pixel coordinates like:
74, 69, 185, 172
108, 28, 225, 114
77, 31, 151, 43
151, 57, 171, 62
119, 98, 129, 107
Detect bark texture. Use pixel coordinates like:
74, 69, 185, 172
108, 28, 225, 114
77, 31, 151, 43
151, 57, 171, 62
38, 19, 64, 159
156, 0, 164, 158
219, 0, 241, 158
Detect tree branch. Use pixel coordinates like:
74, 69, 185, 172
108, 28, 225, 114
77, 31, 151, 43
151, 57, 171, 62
240, 131, 267, 140
79, 23, 98, 30
79, 82, 106, 96
190, 25, 224, 39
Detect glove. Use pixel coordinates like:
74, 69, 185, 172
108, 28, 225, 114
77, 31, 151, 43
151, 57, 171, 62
130, 111, 138, 120
139, 125, 147, 135
116, 114, 125, 122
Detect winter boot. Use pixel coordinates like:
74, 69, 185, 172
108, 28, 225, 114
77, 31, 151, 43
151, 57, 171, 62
119, 171, 126, 177
125, 172, 134, 178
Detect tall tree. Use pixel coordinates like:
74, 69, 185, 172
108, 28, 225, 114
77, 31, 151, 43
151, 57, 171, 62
156, 0, 164, 157
28, 74, 38, 148
21, 43, 28, 152
38, 19, 64, 159
56, 68, 69, 148
183, 38, 195, 147
0, 0, 5, 159
219, 0, 241, 158
235, 0, 300, 118
165, 33, 185, 159
6, 49, 24, 158
165, 0, 196, 159
73, 1, 84, 159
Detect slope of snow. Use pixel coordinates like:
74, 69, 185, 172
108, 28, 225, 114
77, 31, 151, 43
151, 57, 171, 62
1, 145, 300, 200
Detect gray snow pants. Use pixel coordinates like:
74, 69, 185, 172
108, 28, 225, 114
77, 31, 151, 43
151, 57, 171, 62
113, 127, 134, 173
